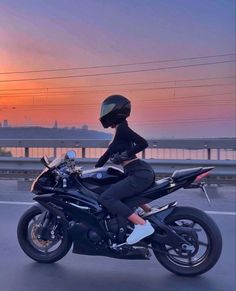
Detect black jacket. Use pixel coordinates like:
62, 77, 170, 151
95, 120, 148, 168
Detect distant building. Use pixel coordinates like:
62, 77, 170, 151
3, 120, 9, 127
81, 124, 88, 130
53, 120, 58, 129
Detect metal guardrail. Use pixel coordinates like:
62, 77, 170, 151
0, 138, 236, 160
0, 138, 235, 148
0, 157, 235, 184
0, 138, 235, 185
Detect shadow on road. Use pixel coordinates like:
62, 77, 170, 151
11, 260, 223, 291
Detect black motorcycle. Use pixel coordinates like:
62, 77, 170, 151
17, 151, 222, 276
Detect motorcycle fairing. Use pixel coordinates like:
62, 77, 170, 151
32, 163, 215, 259
33, 194, 102, 230
70, 221, 150, 260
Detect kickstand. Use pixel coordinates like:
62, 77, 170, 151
200, 183, 211, 206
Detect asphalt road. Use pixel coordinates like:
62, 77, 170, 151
0, 181, 235, 291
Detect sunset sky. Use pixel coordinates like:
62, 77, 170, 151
0, 0, 235, 138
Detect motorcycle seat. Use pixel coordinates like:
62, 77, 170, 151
172, 167, 202, 181
141, 177, 172, 197
123, 177, 172, 207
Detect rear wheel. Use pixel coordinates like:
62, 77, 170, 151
153, 206, 222, 276
17, 205, 72, 263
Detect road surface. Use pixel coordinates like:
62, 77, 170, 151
0, 180, 235, 291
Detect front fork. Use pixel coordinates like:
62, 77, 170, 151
37, 211, 54, 240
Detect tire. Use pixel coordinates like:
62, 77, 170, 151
17, 205, 72, 263
153, 206, 222, 276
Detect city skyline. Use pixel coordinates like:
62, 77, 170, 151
0, 0, 235, 138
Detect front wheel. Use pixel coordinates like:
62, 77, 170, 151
152, 206, 222, 276
17, 205, 72, 263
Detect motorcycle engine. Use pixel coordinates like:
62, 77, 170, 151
106, 217, 119, 234
86, 218, 119, 242
88, 229, 103, 243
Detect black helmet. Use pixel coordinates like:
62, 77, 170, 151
99, 95, 131, 128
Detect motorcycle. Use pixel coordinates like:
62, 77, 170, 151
17, 151, 222, 276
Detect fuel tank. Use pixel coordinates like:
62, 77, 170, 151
80, 166, 125, 185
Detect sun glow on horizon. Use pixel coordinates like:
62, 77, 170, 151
0, 1, 235, 137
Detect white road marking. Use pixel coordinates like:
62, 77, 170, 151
0, 201, 235, 216
0, 201, 34, 206
205, 210, 236, 216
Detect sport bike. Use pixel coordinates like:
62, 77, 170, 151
17, 151, 222, 276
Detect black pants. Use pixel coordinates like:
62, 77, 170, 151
98, 159, 155, 218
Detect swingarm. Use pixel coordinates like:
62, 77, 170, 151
147, 206, 198, 250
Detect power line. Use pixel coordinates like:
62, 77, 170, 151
0, 60, 235, 83
1, 98, 233, 109
1, 104, 233, 124
1, 53, 235, 75
120, 117, 236, 125
60, 117, 235, 127
135, 118, 235, 124
1, 99, 234, 113
146, 92, 236, 100
0, 75, 235, 92
132, 119, 235, 126
7, 117, 234, 128
1, 93, 235, 107
0, 83, 234, 97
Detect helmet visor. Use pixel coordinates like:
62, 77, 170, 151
100, 103, 116, 118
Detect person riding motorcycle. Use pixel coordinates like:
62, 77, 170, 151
95, 95, 155, 244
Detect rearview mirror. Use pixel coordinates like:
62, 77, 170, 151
65, 150, 76, 160
41, 155, 50, 168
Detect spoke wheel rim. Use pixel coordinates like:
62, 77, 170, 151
27, 214, 63, 254
164, 219, 211, 268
